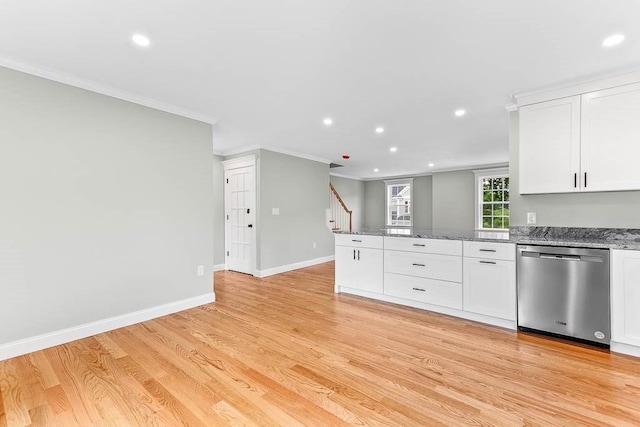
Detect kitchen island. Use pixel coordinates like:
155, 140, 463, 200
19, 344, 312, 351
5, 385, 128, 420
334, 227, 640, 358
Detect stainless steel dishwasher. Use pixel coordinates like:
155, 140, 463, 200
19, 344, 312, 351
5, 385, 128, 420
517, 245, 610, 347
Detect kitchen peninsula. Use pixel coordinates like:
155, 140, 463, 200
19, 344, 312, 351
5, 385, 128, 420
334, 227, 640, 358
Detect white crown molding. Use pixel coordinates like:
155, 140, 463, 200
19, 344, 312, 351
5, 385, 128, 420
504, 103, 518, 112
0, 292, 215, 361
0, 55, 217, 125
361, 162, 509, 181
216, 145, 332, 164
222, 154, 256, 170
514, 68, 640, 107
329, 172, 364, 181
261, 146, 332, 164
218, 145, 262, 157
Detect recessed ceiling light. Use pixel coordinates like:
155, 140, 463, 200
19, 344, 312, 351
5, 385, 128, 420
132, 33, 151, 47
454, 109, 466, 117
375, 127, 385, 134
389, 147, 397, 152
602, 34, 625, 47
428, 163, 434, 167
374, 168, 379, 172
323, 117, 333, 126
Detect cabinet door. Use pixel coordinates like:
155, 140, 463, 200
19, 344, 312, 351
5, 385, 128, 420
519, 96, 581, 194
335, 246, 358, 289
611, 250, 640, 346
356, 248, 383, 294
581, 83, 640, 192
463, 258, 516, 320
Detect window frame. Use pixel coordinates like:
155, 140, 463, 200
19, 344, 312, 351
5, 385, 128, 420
473, 168, 509, 231
384, 178, 414, 227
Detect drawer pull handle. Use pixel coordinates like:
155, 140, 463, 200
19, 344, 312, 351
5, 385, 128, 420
352, 239, 362, 242
412, 263, 426, 267
412, 287, 426, 292
479, 249, 496, 252
479, 260, 496, 265
412, 244, 426, 247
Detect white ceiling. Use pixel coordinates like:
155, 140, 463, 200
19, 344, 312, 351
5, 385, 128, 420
1, 0, 639, 179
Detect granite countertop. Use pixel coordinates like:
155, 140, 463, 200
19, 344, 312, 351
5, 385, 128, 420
334, 227, 640, 250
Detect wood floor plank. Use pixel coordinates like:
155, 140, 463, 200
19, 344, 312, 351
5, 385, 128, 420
2, 261, 640, 425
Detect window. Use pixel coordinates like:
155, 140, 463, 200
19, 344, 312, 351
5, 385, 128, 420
384, 178, 413, 226
474, 168, 509, 230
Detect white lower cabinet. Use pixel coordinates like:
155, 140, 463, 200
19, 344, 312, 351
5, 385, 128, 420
336, 235, 517, 330
462, 241, 516, 321
335, 238, 383, 294
462, 257, 516, 321
611, 250, 640, 348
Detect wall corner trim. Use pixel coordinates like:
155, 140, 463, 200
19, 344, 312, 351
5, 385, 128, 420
0, 293, 215, 361
255, 255, 335, 278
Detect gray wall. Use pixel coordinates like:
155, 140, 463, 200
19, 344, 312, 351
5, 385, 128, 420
258, 150, 334, 271
213, 154, 225, 266
0, 67, 214, 345
363, 176, 433, 229
509, 111, 640, 227
432, 170, 476, 231
329, 175, 364, 231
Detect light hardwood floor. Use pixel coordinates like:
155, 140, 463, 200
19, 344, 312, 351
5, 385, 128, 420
2, 262, 640, 426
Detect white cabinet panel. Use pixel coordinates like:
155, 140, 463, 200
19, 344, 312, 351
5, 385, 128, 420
335, 244, 383, 294
384, 250, 462, 283
611, 250, 640, 347
335, 245, 358, 289
463, 257, 516, 321
384, 237, 462, 256
463, 241, 515, 261
335, 234, 383, 249
581, 83, 640, 192
519, 96, 581, 194
384, 273, 462, 309
357, 248, 384, 294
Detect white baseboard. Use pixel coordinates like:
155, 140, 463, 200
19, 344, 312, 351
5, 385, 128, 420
611, 341, 640, 358
0, 292, 215, 361
256, 255, 335, 278
213, 264, 226, 272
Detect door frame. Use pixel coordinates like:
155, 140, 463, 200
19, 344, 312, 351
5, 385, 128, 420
222, 155, 257, 275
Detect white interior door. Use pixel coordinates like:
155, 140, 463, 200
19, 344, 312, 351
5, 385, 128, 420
224, 159, 256, 275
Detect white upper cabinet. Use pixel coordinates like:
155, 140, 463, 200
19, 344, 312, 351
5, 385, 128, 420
580, 83, 640, 192
518, 80, 640, 194
519, 96, 581, 194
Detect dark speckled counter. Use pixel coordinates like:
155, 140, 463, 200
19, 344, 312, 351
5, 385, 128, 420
334, 227, 640, 250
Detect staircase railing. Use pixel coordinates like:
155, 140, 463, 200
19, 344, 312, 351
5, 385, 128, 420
329, 182, 353, 232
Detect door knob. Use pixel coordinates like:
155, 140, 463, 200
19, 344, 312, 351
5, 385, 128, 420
248, 224, 253, 228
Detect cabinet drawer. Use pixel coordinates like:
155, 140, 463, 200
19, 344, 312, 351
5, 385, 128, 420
384, 236, 462, 256
463, 241, 515, 261
335, 234, 383, 249
384, 273, 462, 309
384, 250, 462, 283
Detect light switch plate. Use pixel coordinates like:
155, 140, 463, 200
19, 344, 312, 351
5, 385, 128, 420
197, 265, 204, 276
272, 208, 280, 215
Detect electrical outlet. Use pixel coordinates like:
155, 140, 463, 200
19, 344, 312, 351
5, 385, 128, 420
197, 265, 204, 276
272, 208, 280, 215
527, 212, 537, 225
313, 241, 317, 249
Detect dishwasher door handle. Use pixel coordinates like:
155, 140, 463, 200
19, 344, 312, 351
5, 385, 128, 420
539, 253, 581, 260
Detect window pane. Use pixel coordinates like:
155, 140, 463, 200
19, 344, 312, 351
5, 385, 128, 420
482, 204, 492, 215
483, 191, 492, 202
493, 191, 503, 202
483, 217, 492, 228
494, 217, 504, 229
482, 179, 491, 191
503, 190, 509, 202
503, 217, 510, 228
492, 204, 502, 216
